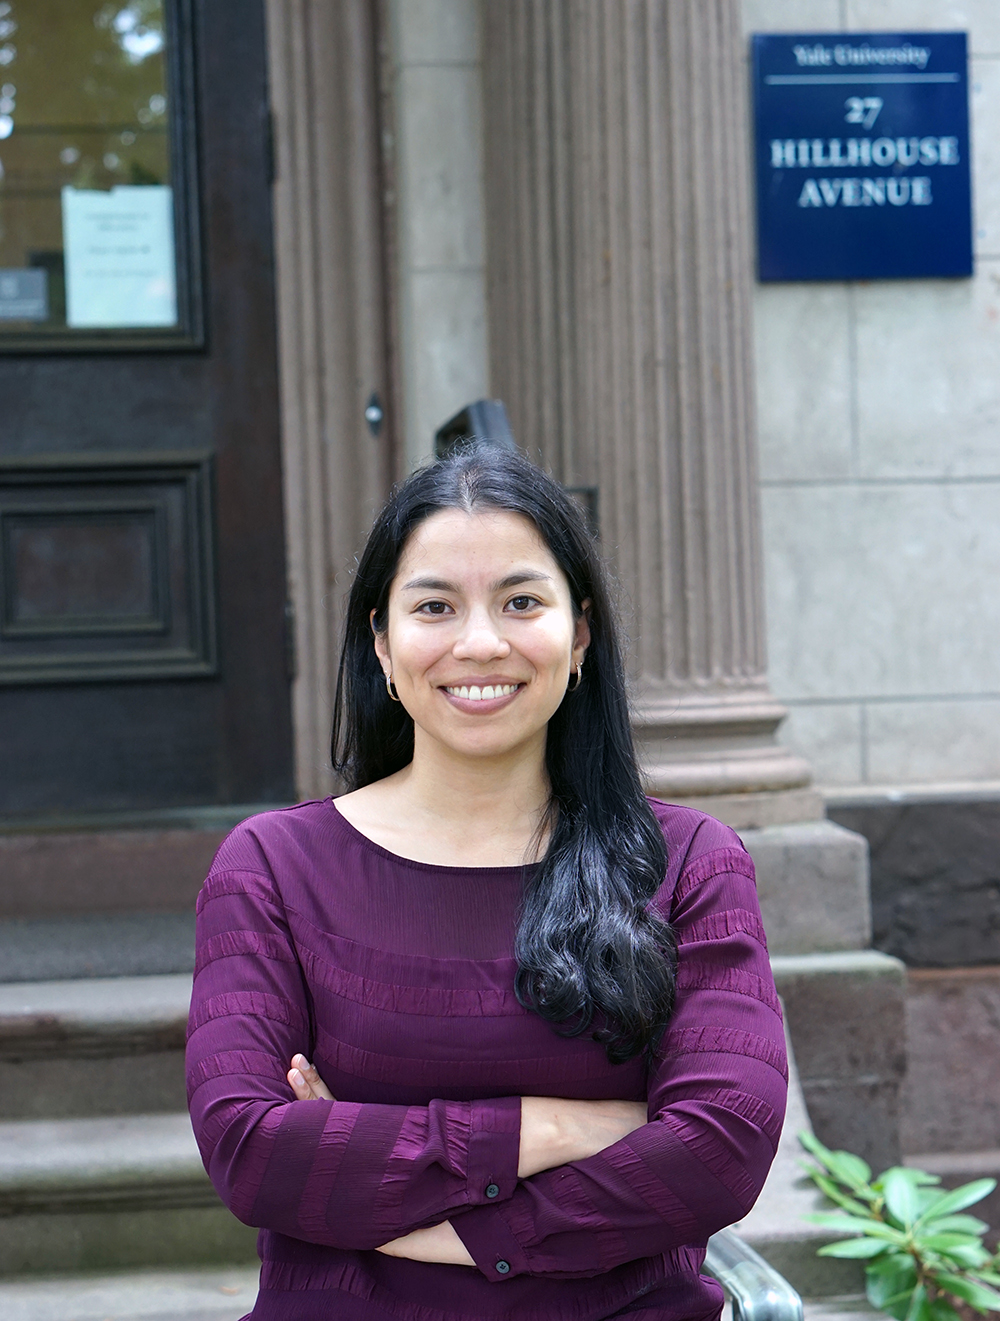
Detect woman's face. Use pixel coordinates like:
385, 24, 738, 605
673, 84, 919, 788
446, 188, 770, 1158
373, 508, 590, 766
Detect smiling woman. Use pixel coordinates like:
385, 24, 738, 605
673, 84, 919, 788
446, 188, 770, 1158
186, 444, 788, 1321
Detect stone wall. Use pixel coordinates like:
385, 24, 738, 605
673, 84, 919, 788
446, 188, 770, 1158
743, 0, 1000, 792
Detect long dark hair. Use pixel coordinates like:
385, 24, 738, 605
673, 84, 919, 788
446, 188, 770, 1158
332, 445, 677, 1064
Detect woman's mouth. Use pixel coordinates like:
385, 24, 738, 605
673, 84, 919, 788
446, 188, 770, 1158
442, 682, 523, 703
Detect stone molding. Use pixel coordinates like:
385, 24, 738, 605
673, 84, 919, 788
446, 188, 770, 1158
481, 0, 811, 808
265, 0, 395, 799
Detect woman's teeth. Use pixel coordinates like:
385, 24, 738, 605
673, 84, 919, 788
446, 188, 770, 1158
445, 683, 519, 701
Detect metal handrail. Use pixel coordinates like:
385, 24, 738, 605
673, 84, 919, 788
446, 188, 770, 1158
704, 1227, 804, 1321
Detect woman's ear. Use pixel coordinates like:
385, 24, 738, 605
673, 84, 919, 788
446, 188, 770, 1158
371, 608, 390, 674
574, 598, 592, 664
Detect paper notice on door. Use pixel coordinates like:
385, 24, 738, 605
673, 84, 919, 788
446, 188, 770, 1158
61, 185, 177, 328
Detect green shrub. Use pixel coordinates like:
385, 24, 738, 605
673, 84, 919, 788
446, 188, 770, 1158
799, 1131, 1000, 1321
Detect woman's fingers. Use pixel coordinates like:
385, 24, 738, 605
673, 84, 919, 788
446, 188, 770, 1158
287, 1053, 336, 1101
287, 1065, 314, 1099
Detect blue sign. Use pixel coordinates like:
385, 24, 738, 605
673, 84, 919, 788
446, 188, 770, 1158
752, 32, 972, 281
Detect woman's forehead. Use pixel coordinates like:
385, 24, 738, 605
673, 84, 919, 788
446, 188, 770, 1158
401, 508, 553, 565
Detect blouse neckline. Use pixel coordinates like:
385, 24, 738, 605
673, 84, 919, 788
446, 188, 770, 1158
327, 796, 538, 877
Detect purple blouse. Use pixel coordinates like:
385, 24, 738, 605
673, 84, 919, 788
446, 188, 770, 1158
186, 798, 787, 1321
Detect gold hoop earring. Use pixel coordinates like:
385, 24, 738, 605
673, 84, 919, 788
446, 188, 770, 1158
567, 661, 583, 692
385, 671, 401, 702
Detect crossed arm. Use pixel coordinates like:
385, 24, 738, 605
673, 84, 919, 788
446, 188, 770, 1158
285, 1053, 648, 1266
189, 841, 786, 1281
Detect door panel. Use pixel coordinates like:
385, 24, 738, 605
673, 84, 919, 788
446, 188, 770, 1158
0, 0, 293, 814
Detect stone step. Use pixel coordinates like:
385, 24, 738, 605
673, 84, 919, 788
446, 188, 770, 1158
732, 1025, 865, 1300
0, 974, 192, 1120
0, 912, 195, 983
771, 950, 907, 1172
803, 1297, 882, 1321
0, 1276, 885, 1321
0, 1111, 256, 1274
0, 804, 277, 927
0, 1265, 260, 1321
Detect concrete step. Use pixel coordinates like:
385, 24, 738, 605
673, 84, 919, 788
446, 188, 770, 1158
0, 804, 278, 927
804, 1297, 882, 1321
0, 1275, 881, 1321
0, 1112, 256, 1274
0, 975, 191, 1120
771, 950, 907, 1172
0, 913, 196, 983
0, 1265, 260, 1321
733, 1025, 865, 1300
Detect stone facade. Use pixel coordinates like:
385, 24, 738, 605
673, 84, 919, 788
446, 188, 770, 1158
745, 0, 1000, 794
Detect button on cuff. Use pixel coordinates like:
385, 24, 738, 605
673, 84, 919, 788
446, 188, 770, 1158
485, 1182, 500, 1199
495, 1259, 511, 1275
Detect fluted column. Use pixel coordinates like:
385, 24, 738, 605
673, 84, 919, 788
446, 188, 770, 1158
482, 0, 818, 827
266, 0, 395, 798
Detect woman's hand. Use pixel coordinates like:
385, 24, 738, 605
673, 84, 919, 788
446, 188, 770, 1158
283, 1062, 644, 1265
287, 1053, 335, 1101
284, 1060, 645, 1178
517, 1096, 648, 1178
376, 1220, 475, 1266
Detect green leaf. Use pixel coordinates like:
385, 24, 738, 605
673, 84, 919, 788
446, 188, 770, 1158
882, 1167, 924, 1227
809, 1171, 874, 1216
928, 1299, 962, 1321
867, 1253, 917, 1279
861, 1252, 914, 1315
917, 1180, 997, 1222
868, 1288, 918, 1320
935, 1273, 1000, 1312
924, 1215, 991, 1237
804, 1213, 905, 1242
920, 1233, 989, 1253
834, 1152, 875, 1189
926, 1241, 993, 1270
820, 1238, 891, 1258
866, 1280, 917, 1321
905, 1283, 931, 1321
799, 1132, 873, 1189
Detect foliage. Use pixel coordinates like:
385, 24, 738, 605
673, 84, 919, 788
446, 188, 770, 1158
799, 1131, 1000, 1321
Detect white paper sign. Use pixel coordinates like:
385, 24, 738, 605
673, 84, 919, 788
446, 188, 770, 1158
61, 185, 177, 328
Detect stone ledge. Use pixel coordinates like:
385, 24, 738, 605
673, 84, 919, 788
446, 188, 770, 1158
0, 1265, 260, 1321
0, 975, 192, 1061
0, 1113, 213, 1214
741, 820, 871, 955
772, 951, 907, 1171
735, 1026, 864, 1299
0, 912, 196, 982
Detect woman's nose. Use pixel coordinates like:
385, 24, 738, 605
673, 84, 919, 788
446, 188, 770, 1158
452, 610, 510, 660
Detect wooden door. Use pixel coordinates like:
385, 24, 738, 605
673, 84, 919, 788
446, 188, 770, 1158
0, 0, 293, 814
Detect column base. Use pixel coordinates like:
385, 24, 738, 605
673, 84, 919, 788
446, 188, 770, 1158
633, 689, 815, 825
657, 786, 824, 830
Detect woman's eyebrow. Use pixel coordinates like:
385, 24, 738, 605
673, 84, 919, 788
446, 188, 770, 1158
399, 571, 553, 592
400, 576, 457, 592
492, 571, 553, 591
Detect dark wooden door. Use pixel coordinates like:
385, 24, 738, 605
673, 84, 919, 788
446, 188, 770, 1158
0, 0, 293, 815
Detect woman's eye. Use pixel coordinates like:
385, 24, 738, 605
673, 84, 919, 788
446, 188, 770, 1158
507, 595, 540, 612
418, 600, 452, 616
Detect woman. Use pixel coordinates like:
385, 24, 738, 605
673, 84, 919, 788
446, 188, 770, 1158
187, 445, 787, 1321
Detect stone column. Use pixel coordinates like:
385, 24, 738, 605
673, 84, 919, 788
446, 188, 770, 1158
266, 0, 394, 798
481, 0, 818, 828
